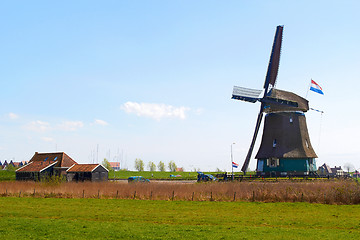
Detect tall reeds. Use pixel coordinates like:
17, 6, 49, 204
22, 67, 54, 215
1, 180, 359, 204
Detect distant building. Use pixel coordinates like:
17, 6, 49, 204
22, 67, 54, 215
318, 163, 332, 176
1, 160, 8, 170
318, 164, 345, 177
109, 162, 120, 171
12, 161, 28, 168
331, 166, 344, 176
176, 168, 184, 172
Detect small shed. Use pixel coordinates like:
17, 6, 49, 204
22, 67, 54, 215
66, 164, 108, 182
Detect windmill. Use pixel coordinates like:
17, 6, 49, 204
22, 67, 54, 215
232, 26, 317, 177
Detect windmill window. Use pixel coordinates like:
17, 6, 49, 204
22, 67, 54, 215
273, 139, 277, 148
305, 139, 309, 148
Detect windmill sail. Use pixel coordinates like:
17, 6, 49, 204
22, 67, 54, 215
240, 25, 284, 174
232, 86, 262, 103
263, 25, 283, 91
241, 107, 263, 172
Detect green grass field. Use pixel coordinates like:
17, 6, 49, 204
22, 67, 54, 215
0, 169, 249, 181
0, 197, 359, 239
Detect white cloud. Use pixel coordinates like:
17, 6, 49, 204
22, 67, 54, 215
8, 113, 19, 120
58, 121, 84, 131
121, 102, 190, 120
42, 137, 54, 142
25, 120, 51, 132
94, 119, 109, 126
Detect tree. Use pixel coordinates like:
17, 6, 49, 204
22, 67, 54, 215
147, 161, 156, 171
102, 158, 114, 178
135, 158, 144, 171
344, 163, 355, 174
158, 161, 165, 172
168, 160, 177, 172
102, 158, 111, 171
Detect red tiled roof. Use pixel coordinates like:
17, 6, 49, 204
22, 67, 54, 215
13, 162, 21, 167
29, 152, 77, 168
16, 161, 57, 172
109, 162, 120, 168
67, 164, 102, 172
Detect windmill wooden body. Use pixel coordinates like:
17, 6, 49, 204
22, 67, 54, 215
232, 26, 317, 177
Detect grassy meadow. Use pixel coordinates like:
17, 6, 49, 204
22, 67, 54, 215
0, 197, 359, 239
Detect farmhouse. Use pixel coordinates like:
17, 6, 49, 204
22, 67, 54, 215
66, 164, 108, 182
16, 152, 109, 181
16, 152, 77, 181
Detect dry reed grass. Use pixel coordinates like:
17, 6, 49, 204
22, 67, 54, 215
1, 180, 359, 204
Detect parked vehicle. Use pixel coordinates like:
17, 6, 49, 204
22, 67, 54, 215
128, 176, 150, 183
169, 174, 182, 178
197, 172, 217, 182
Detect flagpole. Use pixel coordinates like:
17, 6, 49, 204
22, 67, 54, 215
305, 79, 312, 99
231, 143, 235, 180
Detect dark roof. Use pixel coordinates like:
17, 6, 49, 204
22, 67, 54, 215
320, 163, 332, 173
16, 161, 57, 172
265, 89, 309, 113
29, 152, 77, 168
67, 164, 108, 173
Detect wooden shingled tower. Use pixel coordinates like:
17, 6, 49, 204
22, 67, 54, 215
232, 26, 317, 177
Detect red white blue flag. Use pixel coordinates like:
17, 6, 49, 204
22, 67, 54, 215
310, 79, 324, 95
232, 162, 239, 168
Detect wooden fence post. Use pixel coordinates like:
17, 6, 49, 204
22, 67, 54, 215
83, 190, 85, 198
172, 191, 174, 201
192, 192, 194, 201
210, 192, 213, 201
133, 191, 136, 199
98, 189, 100, 199
233, 192, 236, 201
33, 188, 36, 197
19, 190, 21, 198
150, 191, 152, 200
116, 190, 119, 199
252, 191, 255, 202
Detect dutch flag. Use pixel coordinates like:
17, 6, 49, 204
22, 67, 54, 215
310, 79, 324, 95
232, 162, 239, 168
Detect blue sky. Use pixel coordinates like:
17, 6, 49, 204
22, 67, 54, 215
0, 1, 359, 171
